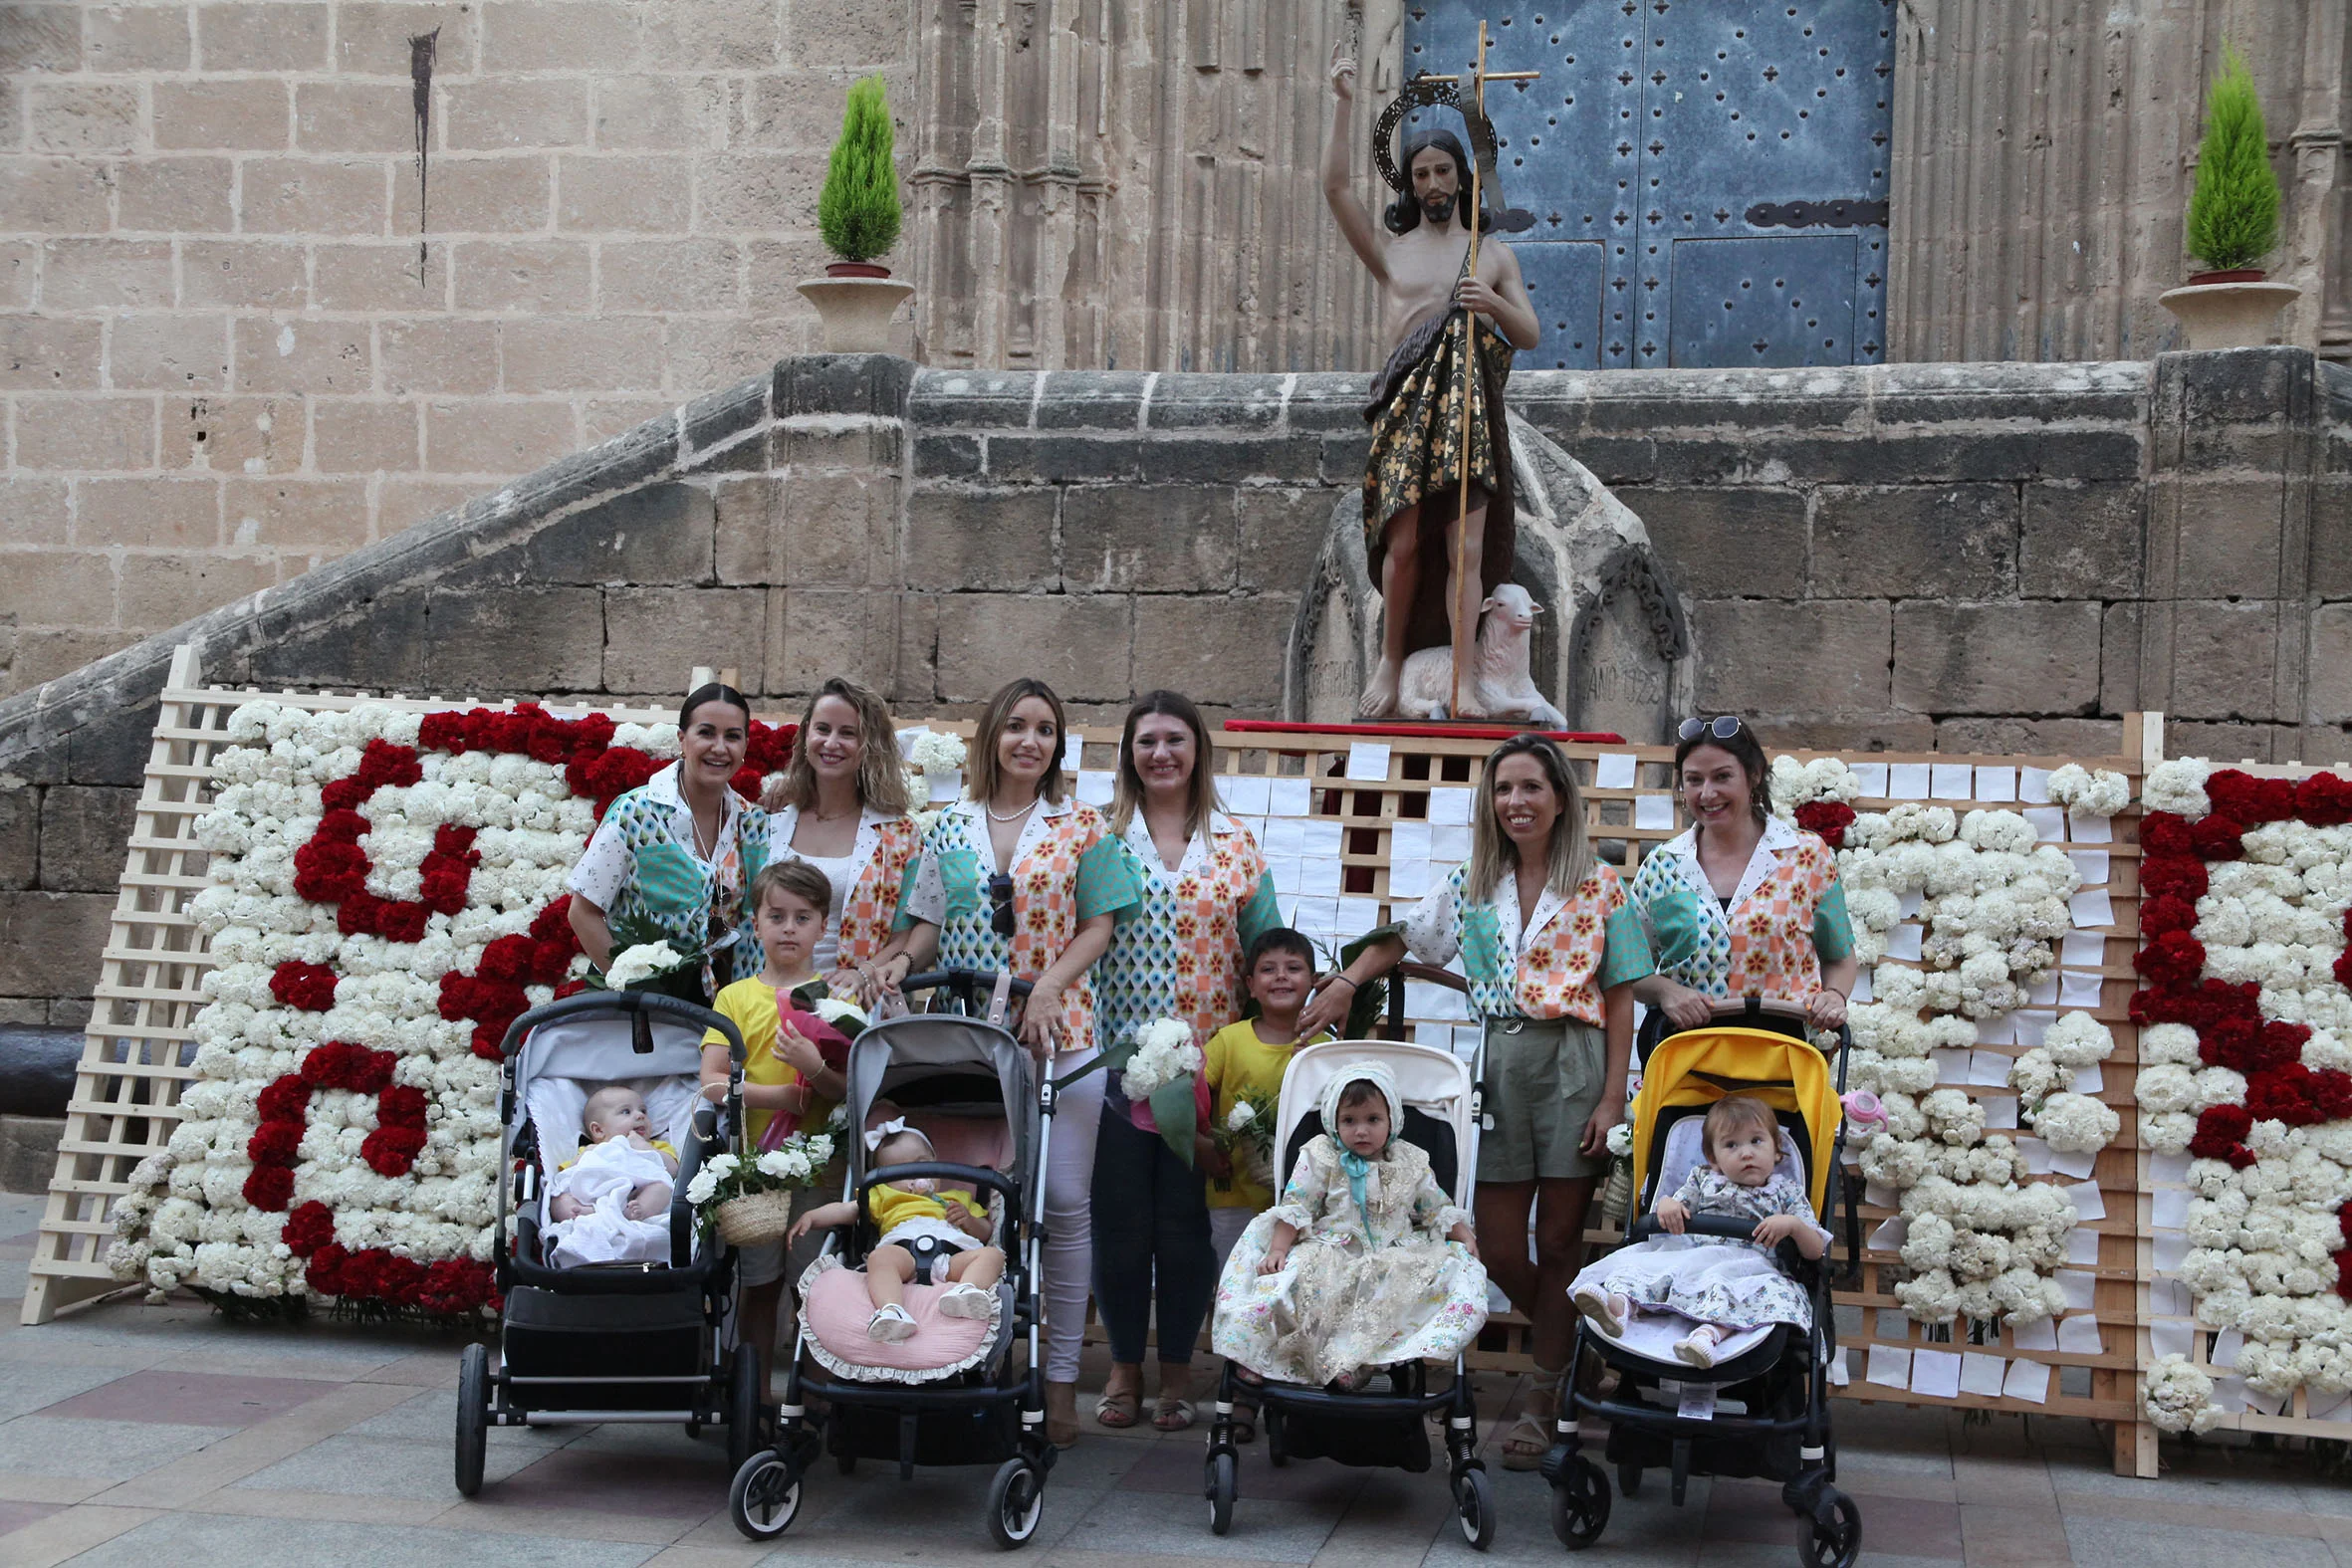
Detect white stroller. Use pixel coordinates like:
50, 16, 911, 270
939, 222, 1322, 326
1204, 1037, 1498, 1548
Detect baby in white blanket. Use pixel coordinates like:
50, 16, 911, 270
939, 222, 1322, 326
545, 1085, 680, 1267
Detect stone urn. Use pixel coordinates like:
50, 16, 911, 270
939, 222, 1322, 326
797, 261, 914, 353
2158, 270, 2301, 349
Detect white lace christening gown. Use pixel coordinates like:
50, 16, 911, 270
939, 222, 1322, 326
1574, 1167, 1824, 1332
1211, 1135, 1489, 1387
544, 1138, 673, 1267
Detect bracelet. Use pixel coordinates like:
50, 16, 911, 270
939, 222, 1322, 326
1329, 976, 1357, 992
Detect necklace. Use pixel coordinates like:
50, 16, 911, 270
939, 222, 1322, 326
986, 798, 1037, 823
687, 801, 721, 860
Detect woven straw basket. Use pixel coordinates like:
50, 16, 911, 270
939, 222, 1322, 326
1598, 1161, 1633, 1227
714, 1189, 796, 1247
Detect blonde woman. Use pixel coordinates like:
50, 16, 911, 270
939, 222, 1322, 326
762, 676, 923, 997
1296, 733, 1652, 1469
878, 677, 1143, 1446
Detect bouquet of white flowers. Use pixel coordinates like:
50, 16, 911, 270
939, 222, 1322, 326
687, 1132, 837, 1246
1121, 1017, 1201, 1100
605, 941, 691, 990
1211, 1086, 1278, 1194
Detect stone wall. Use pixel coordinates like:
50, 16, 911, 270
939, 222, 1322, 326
3, 346, 2348, 1031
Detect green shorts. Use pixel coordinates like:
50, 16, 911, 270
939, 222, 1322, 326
1477, 1015, 1607, 1184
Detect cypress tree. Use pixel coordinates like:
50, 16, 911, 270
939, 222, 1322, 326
818, 76, 901, 266
2186, 44, 2281, 274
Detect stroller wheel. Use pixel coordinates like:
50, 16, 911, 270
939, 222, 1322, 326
1207, 1451, 1238, 1537
1797, 1488, 1862, 1568
836, 1449, 857, 1475
453, 1342, 490, 1497
1264, 1407, 1287, 1467
1617, 1461, 1642, 1498
988, 1457, 1046, 1549
1549, 1456, 1610, 1551
1453, 1465, 1497, 1551
726, 1349, 765, 1476
729, 1451, 802, 1540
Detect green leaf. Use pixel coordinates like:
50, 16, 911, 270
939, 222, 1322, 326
819, 75, 902, 265
1148, 1074, 1199, 1166
2186, 43, 2281, 273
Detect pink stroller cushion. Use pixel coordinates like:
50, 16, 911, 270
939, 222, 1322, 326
798, 1254, 1001, 1384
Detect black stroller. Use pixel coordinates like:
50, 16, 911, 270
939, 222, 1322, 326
728, 970, 1055, 1549
1204, 1037, 1499, 1549
1544, 1001, 1860, 1568
453, 989, 764, 1493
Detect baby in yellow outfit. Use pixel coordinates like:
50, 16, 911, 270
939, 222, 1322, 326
789, 1124, 1005, 1343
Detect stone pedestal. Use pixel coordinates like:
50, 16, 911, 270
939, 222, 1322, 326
2158, 281, 2302, 350
798, 277, 916, 354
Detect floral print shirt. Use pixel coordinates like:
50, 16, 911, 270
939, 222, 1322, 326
895, 796, 1143, 1058
1627, 817, 1853, 1005
569, 763, 769, 989
767, 803, 924, 973
1401, 860, 1653, 1025
1095, 812, 1283, 1110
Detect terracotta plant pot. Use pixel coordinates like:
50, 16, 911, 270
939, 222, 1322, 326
2157, 277, 2302, 349
825, 261, 893, 279
2186, 268, 2267, 285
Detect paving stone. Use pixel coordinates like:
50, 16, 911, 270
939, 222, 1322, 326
41, 1369, 338, 1428
0, 1413, 233, 1479
62, 1511, 663, 1567
232, 1431, 542, 1499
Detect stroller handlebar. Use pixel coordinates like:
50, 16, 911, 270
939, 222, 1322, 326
897, 970, 1036, 1008
495, 987, 748, 1063
1626, 1213, 1772, 1244
855, 1159, 1021, 1209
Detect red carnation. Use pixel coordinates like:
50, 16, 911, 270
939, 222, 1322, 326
2248, 1064, 2328, 1126
293, 839, 368, 902
268, 961, 340, 1012
304, 1242, 350, 1294
2139, 854, 2210, 901
529, 896, 576, 944
2207, 769, 2297, 824
475, 935, 536, 987
2140, 811, 2196, 856
2189, 1104, 2256, 1167
2336, 948, 2352, 990
2337, 1249, 2352, 1303
2190, 814, 2246, 861
2295, 772, 2352, 826
553, 979, 588, 1000
730, 764, 765, 801
1794, 800, 1857, 848
361, 1124, 428, 1175
2140, 894, 2197, 938
281, 1202, 337, 1257
248, 1120, 303, 1165
372, 899, 430, 944
353, 738, 423, 790
418, 711, 466, 752
572, 712, 616, 753
320, 777, 370, 812
2133, 929, 2208, 987
257, 1076, 312, 1122
243, 1164, 296, 1211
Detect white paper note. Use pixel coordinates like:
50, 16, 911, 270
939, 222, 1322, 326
2214, 1376, 2247, 1414
1300, 857, 1342, 897
2067, 812, 2113, 844
2151, 1278, 2193, 1317
2002, 1360, 2051, 1404
2016, 1136, 2053, 1175
1264, 817, 1306, 857
1077, 769, 1116, 806
1975, 767, 2018, 802
2055, 1269, 2098, 1312
2066, 1227, 2104, 1265
1890, 763, 1931, 800
1970, 1049, 2014, 1087
2154, 1235, 2189, 1272
1975, 1014, 2016, 1044
1063, 732, 1085, 770
1388, 858, 1432, 900
1932, 1049, 1973, 1086
2061, 932, 2108, 969
1932, 763, 1973, 800
2069, 890, 2114, 929
1344, 741, 1391, 783
1301, 820, 1344, 858
2151, 1152, 2192, 1186
1911, 1349, 1963, 1399
1634, 794, 1677, 830
1427, 786, 1474, 826
1224, 776, 1272, 815
2312, 1390, 2352, 1424
1961, 1352, 2009, 1398
1390, 821, 1433, 862
1865, 1345, 1913, 1388
2213, 1328, 2244, 1369
1851, 970, 1873, 1004
1868, 1218, 1909, 1249
2008, 1316, 2058, 1352
2151, 1321, 2194, 1359
2013, 1009, 2055, 1048
2023, 805, 2066, 842
2056, 1315, 2105, 1356
930, 772, 963, 802
1829, 1347, 1850, 1387
1884, 925, 1924, 962
1896, 890, 1925, 920
1337, 896, 1382, 935
2027, 973, 2060, 1008
1265, 854, 1303, 896
2151, 1189, 2189, 1231
2059, 971, 2105, 1008
1269, 779, 1311, 817
1863, 1180, 1897, 1210
1851, 763, 1889, 797
1981, 1095, 2018, 1130
2070, 1064, 2105, 1095
2049, 1146, 2097, 1180
2068, 851, 2111, 886
2019, 767, 2053, 804
1431, 824, 1473, 861
1594, 753, 1638, 789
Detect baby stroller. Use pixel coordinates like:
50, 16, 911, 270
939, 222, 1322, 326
1204, 1037, 1498, 1549
728, 969, 1054, 1549
1544, 1000, 1860, 1568
454, 989, 764, 1495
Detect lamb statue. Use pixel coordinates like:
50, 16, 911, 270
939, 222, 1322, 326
1394, 583, 1567, 727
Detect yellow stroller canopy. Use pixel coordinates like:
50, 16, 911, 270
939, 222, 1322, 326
1629, 1026, 1842, 1216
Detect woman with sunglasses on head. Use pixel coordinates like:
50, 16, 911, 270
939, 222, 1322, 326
878, 677, 1143, 1447
568, 682, 770, 1006
1087, 691, 1283, 1434
1294, 734, 1652, 1470
1625, 716, 1856, 1059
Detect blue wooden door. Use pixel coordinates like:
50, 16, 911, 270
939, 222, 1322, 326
1402, 1, 1894, 369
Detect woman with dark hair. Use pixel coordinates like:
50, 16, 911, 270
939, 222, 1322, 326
1295, 733, 1652, 1469
567, 682, 770, 1006
761, 676, 921, 997
879, 677, 1142, 1447
1627, 716, 1856, 1050
1087, 690, 1283, 1433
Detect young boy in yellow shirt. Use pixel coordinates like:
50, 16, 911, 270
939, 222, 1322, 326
1197, 928, 1331, 1269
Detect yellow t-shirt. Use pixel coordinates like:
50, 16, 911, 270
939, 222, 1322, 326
704, 977, 835, 1149
870, 1181, 981, 1237
1201, 1019, 1329, 1212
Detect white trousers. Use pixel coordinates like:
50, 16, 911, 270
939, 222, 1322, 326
1043, 1056, 1103, 1383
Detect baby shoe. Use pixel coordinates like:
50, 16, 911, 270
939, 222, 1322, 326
867, 1302, 918, 1343
1673, 1330, 1718, 1369
1570, 1283, 1625, 1338
937, 1282, 995, 1320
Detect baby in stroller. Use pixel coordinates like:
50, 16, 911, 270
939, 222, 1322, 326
788, 1121, 1005, 1342
543, 1083, 681, 1267
1213, 1060, 1486, 1389
1569, 1094, 1826, 1367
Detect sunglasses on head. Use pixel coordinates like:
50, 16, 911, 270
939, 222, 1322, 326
987, 872, 1016, 938
1677, 715, 1746, 743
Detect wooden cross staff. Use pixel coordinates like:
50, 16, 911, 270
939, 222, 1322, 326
1422, 23, 1537, 717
